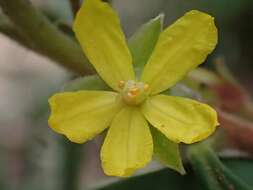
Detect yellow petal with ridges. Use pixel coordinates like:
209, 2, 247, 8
48, 91, 122, 143
141, 95, 218, 144
141, 10, 218, 95
73, 0, 134, 91
101, 107, 153, 177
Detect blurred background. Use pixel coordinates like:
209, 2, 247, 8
0, 0, 253, 190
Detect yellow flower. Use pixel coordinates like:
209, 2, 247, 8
48, 0, 218, 177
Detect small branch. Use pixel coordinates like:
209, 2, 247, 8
0, 0, 94, 75
69, 0, 80, 18
0, 16, 34, 49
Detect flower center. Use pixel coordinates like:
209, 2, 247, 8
118, 80, 150, 106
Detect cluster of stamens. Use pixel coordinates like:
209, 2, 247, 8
118, 80, 150, 105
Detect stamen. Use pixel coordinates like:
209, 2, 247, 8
118, 80, 125, 89
127, 92, 135, 98
129, 87, 140, 96
144, 84, 150, 92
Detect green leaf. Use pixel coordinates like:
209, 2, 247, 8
128, 14, 163, 75
188, 143, 252, 190
150, 127, 185, 174
91, 157, 253, 190
223, 158, 253, 187
63, 75, 109, 91
93, 168, 199, 190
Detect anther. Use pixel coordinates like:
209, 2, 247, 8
127, 92, 136, 98
144, 84, 150, 92
118, 80, 125, 89
129, 87, 140, 96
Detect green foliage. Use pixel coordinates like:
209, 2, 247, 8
188, 143, 252, 190
128, 14, 163, 76
224, 159, 253, 187
63, 75, 109, 91
92, 157, 253, 190
151, 127, 185, 174
94, 168, 199, 190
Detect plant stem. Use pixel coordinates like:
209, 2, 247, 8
0, 16, 34, 49
61, 138, 84, 190
188, 143, 252, 190
0, 0, 94, 75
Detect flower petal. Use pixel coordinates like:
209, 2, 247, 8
141, 95, 218, 144
101, 107, 153, 177
48, 91, 122, 143
73, 0, 134, 91
141, 10, 218, 95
